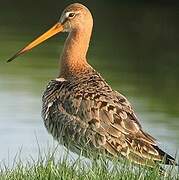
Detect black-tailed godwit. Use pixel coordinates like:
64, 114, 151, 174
7, 3, 176, 168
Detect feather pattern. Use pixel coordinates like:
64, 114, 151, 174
42, 68, 175, 166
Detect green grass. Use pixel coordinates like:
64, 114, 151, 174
0, 150, 178, 180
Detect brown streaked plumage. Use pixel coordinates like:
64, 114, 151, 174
7, 3, 176, 168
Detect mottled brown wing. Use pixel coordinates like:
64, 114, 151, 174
74, 88, 164, 166
42, 78, 174, 166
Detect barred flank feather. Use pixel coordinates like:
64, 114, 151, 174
42, 69, 176, 167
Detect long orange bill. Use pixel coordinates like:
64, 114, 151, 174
7, 22, 64, 63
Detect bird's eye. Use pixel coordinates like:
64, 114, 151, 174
68, 12, 75, 18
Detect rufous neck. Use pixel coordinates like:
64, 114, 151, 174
59, 27, 92, 78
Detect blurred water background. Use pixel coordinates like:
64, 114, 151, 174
0, 1, 179, 165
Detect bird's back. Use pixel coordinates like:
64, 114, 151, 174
42, 68, 175, 166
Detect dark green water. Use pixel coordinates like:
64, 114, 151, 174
0, 1, 179, 164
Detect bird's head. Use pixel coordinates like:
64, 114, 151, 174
7, 3, 93, 62
60, 3, 93, 32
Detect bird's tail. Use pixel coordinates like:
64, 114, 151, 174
154, 146, 178, 166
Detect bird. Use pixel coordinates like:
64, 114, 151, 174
7, 3, 176, 168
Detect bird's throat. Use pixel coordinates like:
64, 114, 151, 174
59, 28, 92, 78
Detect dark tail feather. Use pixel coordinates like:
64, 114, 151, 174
154, 146, 178, 165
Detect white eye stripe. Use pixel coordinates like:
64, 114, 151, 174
65, 12, 74, 18
65, 11, 80, 18
60, 11, 80, 24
